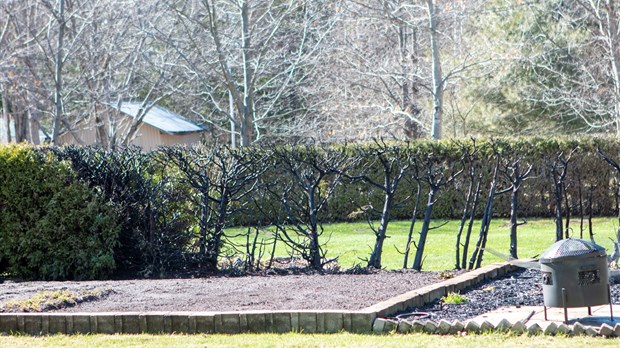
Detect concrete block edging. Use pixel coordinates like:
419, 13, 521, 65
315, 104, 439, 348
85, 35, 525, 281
0, 262, 518, 335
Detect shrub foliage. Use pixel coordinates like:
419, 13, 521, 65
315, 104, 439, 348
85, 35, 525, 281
0, 144, 119, 280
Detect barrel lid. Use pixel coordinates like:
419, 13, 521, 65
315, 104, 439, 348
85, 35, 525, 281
539, 238, 606, 263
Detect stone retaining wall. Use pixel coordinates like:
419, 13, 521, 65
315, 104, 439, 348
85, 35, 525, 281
0, 262, 517, 335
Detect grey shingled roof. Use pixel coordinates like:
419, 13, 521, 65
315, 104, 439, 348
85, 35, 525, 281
116, 102, 206, 134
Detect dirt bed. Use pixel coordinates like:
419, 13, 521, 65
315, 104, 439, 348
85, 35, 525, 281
0, 270, 443, 312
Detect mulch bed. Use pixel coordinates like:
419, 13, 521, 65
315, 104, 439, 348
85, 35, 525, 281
0, 268, 446, 313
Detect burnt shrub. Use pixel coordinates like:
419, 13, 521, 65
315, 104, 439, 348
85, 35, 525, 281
53, 146, 193, 277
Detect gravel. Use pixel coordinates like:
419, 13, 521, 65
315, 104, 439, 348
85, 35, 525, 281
402, 268, 620, 322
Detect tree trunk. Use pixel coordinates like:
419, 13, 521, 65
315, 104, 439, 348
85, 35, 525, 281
368, 192, 393, 269
469, 160, 500, 270
308, 188, 322, 269
554, 184, 564, 241
0, 93, 10, 143
462, 174, 482, 269
403, 181, 421, 268
427, 0, 443, 139
52, 0, 66, 145
509, 189, 519, 259
456, 171, 475, 269
603, 0, 620, 135
240, 0, 254, 146
199, 195, 209, 256
412, 186, 437, 270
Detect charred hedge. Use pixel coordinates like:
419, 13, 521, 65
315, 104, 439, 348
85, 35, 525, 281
3, 137, 620, 278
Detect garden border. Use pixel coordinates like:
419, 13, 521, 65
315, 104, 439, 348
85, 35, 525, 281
0, 262, 526, 336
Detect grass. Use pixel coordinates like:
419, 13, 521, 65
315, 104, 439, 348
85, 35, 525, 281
2, 289, 110, 312
228, 217, 620, 271
2, 332, 620, 347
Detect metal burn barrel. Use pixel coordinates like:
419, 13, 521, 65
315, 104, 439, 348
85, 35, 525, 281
540, 238, 609, 308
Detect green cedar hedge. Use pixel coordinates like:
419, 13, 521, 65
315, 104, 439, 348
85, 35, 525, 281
0, 144, 120, 280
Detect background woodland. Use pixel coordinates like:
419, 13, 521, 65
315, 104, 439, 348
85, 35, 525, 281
2, 0, 620, 146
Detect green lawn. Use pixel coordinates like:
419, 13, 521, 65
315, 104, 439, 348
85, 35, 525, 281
2, 332, 619, 347
230, 217, 620, 271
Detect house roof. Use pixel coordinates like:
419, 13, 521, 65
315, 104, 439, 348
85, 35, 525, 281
116, 102, 206, 134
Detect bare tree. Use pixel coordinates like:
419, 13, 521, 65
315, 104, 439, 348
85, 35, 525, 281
165, 0, 338, 146
163, 145, 266, 271
480, 0, 620, 135
317, 0, 490, 142
468, 152, 510, 270
267, 144, 351, 269
412, 147, 463, 270
500, 156, 533, 259
548, 148, 577, 241
347, 139, 411, 269
454, 140, 482, 269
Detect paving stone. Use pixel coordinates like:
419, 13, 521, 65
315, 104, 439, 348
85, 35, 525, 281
299, 312, 317, 334
410, 320, 426, 333
291, 312, 300, 332
272, 313, 292, 333
585, 327, 599, 336
47, 315, 66, 334
72, 315, 91, 334
526, 323, 542, 335
220, 314, 240, 334
437, 319, 452, 335
238, 314, 248, 333
613, 323, 620, 337
397, 320, 412, 333
372, 318, 386, 334
121, 315, 140, 334
510, 321, 526, 334
316, 313, 325, 333
556, 324, 571, 336
17, 315, 25, 333
195, 315, 215, 334
404, 295, 424, 309
343, 313, 352, 332
464, 320, 480, 333
244, 313, 265, 333
427, 286, 447, 303
543, 322, 557, 335
188, 315, 197, 334
448, 320, 464, 335
41, 315, 50, 335
94, 315, 116, 334
138, 315, 147, 333
599, 324, 614, 337
145, 315, 165, 334
0, 315, 18, 333
423, 320, 438, 334
65, 316, 74, 334
572, 322, 586, 336
23, 315, 42, 335
351, 312, 374, 333
495, 319, 511, 332
170, 314, 190, 333
115, 315, 123, 334
383, 319, 397, 333
323, 313, 343, 333
264, 313, 274, 332
479, 320, 494, 332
